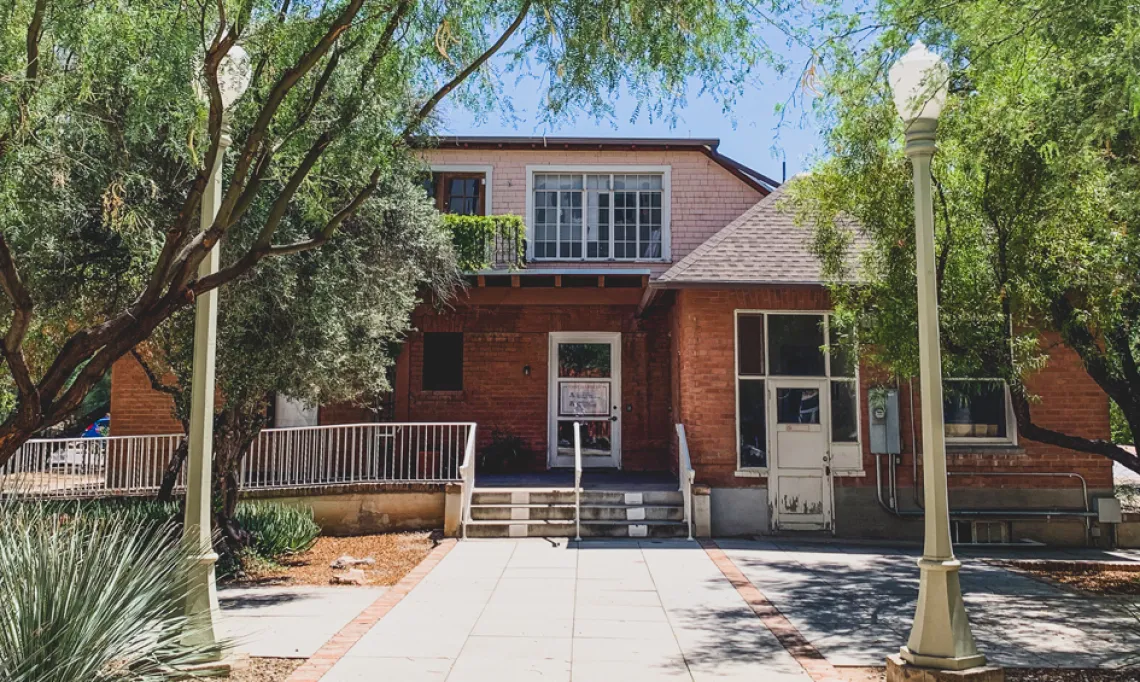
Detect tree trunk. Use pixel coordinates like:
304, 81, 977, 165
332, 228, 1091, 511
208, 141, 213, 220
211, 401, 270, 557
157, 438, 189, 502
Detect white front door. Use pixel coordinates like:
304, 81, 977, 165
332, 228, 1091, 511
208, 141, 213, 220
768, 379, 833, 530
549, 332, 621, 468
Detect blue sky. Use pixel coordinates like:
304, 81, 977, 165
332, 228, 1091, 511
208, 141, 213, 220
439, 26, 827, 183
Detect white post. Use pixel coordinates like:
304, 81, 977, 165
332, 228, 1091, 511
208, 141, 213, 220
898, 118, 985, 671
181, 119, 231, 654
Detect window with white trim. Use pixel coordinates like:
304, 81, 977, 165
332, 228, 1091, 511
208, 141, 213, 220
532, 173, 665, 260
943, 379, 1015, 444
734, 312, 859, 469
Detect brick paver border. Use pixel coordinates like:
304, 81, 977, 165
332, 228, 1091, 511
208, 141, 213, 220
700, 539, 847, 682
285, 538, 458, 682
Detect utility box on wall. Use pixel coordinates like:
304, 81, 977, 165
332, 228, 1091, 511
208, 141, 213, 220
869, 388, 900, 455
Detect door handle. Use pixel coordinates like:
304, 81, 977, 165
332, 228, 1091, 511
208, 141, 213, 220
610, 416, 618, 422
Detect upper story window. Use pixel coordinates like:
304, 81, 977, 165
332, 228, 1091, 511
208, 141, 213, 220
943, 379, 1015, 445
530, 170, 668, 261
426, 172, 486, 215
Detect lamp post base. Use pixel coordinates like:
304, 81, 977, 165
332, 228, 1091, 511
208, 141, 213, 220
887, 654, 1003, 682
182, 550, 222, 658
902, 557, 984, 670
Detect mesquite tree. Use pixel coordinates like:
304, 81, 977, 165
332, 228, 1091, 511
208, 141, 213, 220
790, 0, 1140, 471
135, 176, 456, 546
0, 0, 803, 465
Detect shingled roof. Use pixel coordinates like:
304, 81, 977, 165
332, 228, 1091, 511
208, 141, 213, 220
657, 182, 864, 286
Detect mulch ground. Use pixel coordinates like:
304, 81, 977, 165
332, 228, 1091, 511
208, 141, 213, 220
226, 657, 302, 682
837, 667, 1139, 681
226, 531, 435, 587
1021, 568, 1140, 595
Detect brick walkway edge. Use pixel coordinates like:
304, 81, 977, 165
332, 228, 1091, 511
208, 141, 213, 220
286, 539, 458, 682
700, 539, 847, 682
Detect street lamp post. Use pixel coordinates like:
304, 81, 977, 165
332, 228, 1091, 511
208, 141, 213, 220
887, 42, 992, 677
183, 44, 251, 654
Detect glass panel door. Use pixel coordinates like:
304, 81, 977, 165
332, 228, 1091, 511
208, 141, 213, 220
549, 334, 621, 468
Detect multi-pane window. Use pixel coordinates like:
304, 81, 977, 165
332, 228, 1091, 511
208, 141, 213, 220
735, 312, 859, 469
532, 172, 664, 260
943, 379, 1014, 443
425, 173, 485, 215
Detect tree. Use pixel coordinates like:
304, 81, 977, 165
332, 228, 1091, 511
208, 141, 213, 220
0, 0, 800, 465
790, 0, 1140, 471
134, 171, 458, 547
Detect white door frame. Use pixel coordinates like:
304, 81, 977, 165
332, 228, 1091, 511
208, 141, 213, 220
767, 377, 834, 531
548, 332, 621, 468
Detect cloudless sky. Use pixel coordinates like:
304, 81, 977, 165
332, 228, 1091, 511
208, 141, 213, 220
440, 23, 828, 184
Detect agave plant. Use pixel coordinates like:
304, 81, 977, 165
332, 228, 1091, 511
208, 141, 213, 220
0, 500, 223, 681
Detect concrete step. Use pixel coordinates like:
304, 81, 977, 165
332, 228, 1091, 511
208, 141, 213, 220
470, 503, 683, 522
464, 519, 689, 539
471, 489, 683, 507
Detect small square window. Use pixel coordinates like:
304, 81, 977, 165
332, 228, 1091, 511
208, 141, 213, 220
423, 333, 463, 391
943, 380, 1010, 441
768, 314, 826, 376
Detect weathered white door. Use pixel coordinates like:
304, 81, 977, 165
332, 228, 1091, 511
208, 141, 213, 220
767, 379, 833, 530
548, 332, 621, 468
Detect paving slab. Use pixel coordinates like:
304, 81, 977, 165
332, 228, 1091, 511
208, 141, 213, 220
218, 585, 385, 658
719, 539, 1140, 669
321, 539, 813, 681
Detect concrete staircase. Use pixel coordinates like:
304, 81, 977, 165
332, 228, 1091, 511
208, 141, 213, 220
465, 488, 689, 538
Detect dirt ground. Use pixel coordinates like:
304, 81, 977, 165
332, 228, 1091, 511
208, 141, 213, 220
837, 667, 1140, 681
226, 657, 302, 682
227, 531, 435, 587
1021, 568, 1140, 596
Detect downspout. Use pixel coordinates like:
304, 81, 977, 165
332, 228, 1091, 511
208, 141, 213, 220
909, 377, 923, 509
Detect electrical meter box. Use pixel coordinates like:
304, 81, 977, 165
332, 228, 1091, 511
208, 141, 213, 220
869, 388, 900, 455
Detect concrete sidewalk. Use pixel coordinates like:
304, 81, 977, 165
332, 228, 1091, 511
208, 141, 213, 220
718, 539, 1140, 669
320, 539, 813, 682
219, 585, 386, 658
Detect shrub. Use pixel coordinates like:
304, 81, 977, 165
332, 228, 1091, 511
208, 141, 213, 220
235, 501, 320, 559
478, 430, 532, 474
0, 500, 221, 681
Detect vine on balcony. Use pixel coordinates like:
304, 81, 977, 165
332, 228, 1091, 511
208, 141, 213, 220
443, 214, 526, 272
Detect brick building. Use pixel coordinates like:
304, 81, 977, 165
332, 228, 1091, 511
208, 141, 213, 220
110, 136, 1113, 543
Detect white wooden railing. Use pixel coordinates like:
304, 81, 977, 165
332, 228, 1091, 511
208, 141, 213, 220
676, 424, 695, 540
0, 434, 185, 498
459, 423, 478, 540
2, 422, 474, 499
573, 422, 583, 542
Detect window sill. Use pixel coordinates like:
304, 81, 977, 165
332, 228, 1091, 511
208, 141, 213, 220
734, 469, 767, 478
946, 444, 1025, 456
832, 470, 866, 478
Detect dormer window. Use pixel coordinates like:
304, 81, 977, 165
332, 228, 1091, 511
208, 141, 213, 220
527, 167, 671, 261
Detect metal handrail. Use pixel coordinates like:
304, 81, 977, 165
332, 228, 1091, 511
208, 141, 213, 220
459, 423, 478, 540
676, 424, 695, 540
573, 422, 583, 542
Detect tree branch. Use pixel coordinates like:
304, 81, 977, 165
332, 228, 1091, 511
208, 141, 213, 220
1009, 384, 1140, 472
0, 233, 37, 403
401, 0, 532, 139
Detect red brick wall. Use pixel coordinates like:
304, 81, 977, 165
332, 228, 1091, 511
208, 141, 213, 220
671, 287, 1114, 492
109, 354, 182, 436
396, 299, 673, 471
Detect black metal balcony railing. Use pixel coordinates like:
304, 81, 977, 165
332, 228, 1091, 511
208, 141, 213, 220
443, 214, 526, 272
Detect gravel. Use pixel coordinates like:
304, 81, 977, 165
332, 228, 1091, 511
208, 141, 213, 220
226, 657, 302, 682
837, 667, 1140, 681
226, 531, 434, 587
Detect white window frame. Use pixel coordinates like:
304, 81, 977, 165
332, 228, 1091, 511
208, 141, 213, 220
942, 378, 1018, 446
732, 309, 862, 473
430, 164, 493, 215
524, 165, 672, 263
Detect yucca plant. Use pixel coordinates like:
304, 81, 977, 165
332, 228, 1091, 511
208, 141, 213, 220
0, 500, 223, 681
235, 501, 320, 559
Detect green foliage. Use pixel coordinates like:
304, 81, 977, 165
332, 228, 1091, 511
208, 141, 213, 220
444, 214, 526, 271
790, 0, 1140, 461
478, 429, 533, 474
236, 502, 321, 558
0, 500, 220, 681
1113, 400, 1135, 446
